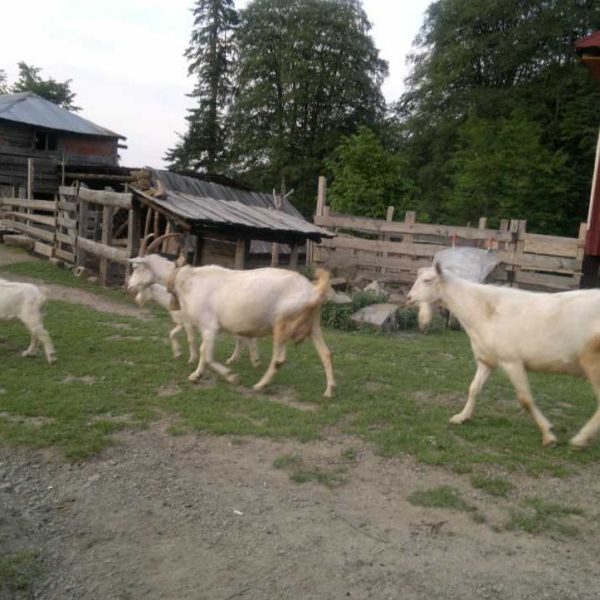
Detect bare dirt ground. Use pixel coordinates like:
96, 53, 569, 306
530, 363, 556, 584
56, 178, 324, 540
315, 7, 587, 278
2, 246, 600, 599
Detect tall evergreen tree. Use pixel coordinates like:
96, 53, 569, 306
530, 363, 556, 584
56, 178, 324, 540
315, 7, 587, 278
165, 0, 238, 172
395, 0, 600, 235
229, 0, 388, 212
10, 62, 79, 110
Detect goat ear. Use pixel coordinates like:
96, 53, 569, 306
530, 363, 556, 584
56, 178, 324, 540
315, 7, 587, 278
434, 262, 444, 279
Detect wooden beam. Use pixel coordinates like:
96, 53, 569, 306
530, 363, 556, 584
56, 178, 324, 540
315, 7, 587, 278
234, 238, 247, 270
100, 205, 114, 285
315, 176, 327, 217
27, 158, 34, 200
77, 237, 129, 263
60, 185, 132, 209
289, 243, 300, 269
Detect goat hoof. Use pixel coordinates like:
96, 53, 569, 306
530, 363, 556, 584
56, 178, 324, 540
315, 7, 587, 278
252, 383, 265, 392
251, 361, 261, 368
47, 355, 57, 365
569, 436, 588, 450
449, 414, 468, 425
323, 386, 335, 399
226, 373, 240, 385
188, 373, 203, 383
543, 434, 558, 447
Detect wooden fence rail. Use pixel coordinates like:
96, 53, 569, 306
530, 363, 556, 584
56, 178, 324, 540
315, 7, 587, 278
0, 184, 137, 286
311, 177, 586, 292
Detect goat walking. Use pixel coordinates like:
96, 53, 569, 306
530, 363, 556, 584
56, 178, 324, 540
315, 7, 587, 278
407, 264, 600, 448
0, 278, 55, 363
128, 234, 334, 396
135, 283, 259, 367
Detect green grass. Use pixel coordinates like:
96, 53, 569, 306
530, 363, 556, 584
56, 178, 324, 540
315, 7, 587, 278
0, 552, 41, 598
470, 474, 514, 497
2, 260, 600, 480
506, 497, 585, 537
408, 485, 473, 512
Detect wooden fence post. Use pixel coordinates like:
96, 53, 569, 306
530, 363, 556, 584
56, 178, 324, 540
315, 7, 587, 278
381, 205, 395, 276
235, 238, 248, 270
100, 205, 114, 285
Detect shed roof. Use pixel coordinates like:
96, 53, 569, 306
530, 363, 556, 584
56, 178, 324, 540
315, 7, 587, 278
132, 169, 333, 243
152, 169, 303, 219
0, 92, 125, 139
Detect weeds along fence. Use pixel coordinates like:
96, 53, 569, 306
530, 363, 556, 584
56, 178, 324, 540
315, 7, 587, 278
311, 179, 586, 293
0, 185, 140, 285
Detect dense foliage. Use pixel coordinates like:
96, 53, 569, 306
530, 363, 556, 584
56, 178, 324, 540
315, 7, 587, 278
170, 0, 599, 233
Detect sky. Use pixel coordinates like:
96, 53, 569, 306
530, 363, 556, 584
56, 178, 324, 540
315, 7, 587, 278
0, 0, 431, 168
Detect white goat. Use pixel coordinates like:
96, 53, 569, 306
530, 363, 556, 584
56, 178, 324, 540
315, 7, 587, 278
407, 263, 600, 449
134, 283, 259, 367
0, 278, 55, 363
127, 248, 335, 397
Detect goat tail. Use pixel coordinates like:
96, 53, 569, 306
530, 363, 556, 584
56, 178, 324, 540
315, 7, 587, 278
279, 269, 331, 345
311, 268, 330, 307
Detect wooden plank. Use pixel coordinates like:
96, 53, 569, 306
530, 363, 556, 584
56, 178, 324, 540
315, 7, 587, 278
522, 240, 579, 258
33, 241, 54, 258
100, 205, 114, 285
76, 192, 88, 268
315, 214, 515, 242
127, 205, 142, 259
56, 231, 76, 245
77, 237, 129, 263
57, 214, 77, 229
7, 221, 55, 243
1, 198, 57, 211
57, 199, 76, 212
55, 248, 75, 263
60, 185, 132, 209
514, 253, 579, 273
7, 211, 56, 227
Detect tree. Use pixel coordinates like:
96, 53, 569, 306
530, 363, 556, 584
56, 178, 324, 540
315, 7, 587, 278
449, 110, 571, 232
395, 0, 600, 234
327, 127, 414, 217
11, 62, 79, 111
0, 70, 7, 95
165, 0, 238, 172
228, 0, 388, 212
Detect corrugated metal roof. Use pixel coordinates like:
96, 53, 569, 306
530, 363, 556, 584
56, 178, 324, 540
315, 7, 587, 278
152, 169, 303, 219
132, 187, 333, 242
0, 92, 125, 139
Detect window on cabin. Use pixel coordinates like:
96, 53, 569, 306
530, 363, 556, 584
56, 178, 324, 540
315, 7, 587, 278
33, 130, 58, 151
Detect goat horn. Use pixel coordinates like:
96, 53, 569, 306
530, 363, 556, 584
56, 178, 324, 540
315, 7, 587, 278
139, 233, 155, 256
145, 232, 186, 255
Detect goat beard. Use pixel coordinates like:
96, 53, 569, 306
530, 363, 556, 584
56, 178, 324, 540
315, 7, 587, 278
418, 302, 433, 331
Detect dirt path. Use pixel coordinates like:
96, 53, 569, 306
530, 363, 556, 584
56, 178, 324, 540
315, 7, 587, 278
2, 426, 598, 600
0, 245, 148, 319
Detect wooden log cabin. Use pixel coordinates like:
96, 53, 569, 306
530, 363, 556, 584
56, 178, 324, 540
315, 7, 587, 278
0, 92, 126, 197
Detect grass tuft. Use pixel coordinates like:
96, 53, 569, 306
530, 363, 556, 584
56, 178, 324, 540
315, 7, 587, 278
506, 497, 584, 537
408, 485, 474, 512
471, 474, 514, 497
0, 551, 41, 597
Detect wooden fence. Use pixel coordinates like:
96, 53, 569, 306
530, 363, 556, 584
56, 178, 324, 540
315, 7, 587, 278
311, 179, 586, 292
0, 185, 139, 285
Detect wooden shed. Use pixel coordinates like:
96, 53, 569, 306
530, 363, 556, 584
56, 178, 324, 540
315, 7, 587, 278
0, 92, 125, 196
130, 169, 333, 270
